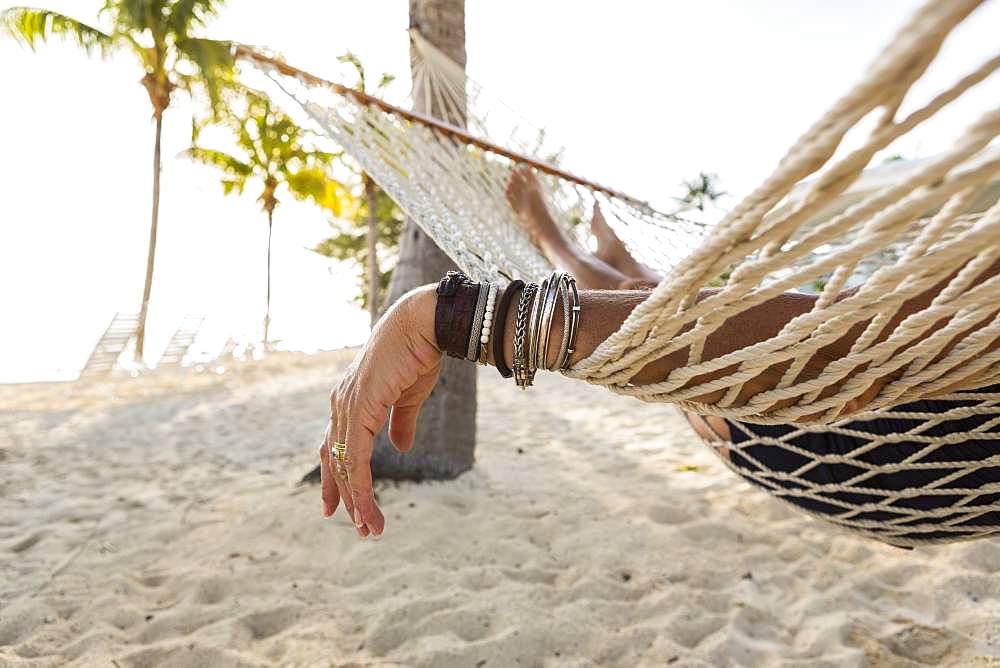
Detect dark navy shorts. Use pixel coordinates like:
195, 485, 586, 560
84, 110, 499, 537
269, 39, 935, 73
725, 385, 1000, 544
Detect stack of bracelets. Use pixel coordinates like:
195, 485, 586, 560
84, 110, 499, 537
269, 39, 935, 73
434, 270, 581, 389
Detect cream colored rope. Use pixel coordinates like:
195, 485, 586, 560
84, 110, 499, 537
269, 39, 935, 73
564, 0, 999, 425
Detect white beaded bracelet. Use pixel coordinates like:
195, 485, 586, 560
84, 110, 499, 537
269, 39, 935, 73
478, 283, 498, 364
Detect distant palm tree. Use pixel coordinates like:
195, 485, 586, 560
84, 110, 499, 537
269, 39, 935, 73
185, 90, 353, 347
677, 171, 727, 212
336, 51, 395, 326
2, 1, 235, 363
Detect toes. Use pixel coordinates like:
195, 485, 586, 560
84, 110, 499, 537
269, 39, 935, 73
591, 203, 610, 234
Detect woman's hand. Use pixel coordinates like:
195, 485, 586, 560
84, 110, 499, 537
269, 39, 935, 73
318, 285, 441, 537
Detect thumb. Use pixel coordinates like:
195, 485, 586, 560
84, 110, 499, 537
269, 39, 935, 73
387, 403, 423, 452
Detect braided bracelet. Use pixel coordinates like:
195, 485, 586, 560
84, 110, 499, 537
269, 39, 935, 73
512, 282, 539, 389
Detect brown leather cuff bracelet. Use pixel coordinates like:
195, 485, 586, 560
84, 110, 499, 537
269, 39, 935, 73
434, 271, 480, 359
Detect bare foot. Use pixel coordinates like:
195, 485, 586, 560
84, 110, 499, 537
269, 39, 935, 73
505, 165, 568, 252
590, 203, 630, 268
590, 202, 662, 285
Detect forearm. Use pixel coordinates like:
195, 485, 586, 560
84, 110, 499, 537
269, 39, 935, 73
495, 267, 997, 413
416, 259, 997, 416
486, 287, 821, 397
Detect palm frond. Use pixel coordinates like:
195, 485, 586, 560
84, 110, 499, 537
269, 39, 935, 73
307, 149, 342, 165
104, 0, 156, 34
287, 167, 353, 217
183, 146, 252, 178
169, 0, 226, 37
175, 36, 235, 110
2, 7, 116, 56
221, 178, 245, 196
337, 51, 365, 92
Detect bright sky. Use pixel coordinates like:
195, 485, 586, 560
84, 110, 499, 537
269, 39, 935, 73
1, 0, 996, 382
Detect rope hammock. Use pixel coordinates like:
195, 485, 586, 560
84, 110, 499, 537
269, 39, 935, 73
235, 0, 999, 546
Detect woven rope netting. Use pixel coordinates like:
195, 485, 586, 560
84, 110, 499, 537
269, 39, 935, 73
238, 38, 708, 286
237, 0, 999, 545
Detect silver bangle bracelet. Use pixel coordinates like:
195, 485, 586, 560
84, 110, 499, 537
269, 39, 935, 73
466, 282, 490, 361
553, 273, 573, 371
527, 276, 546, 375
536, 271, 564, 371
560, 275, 581, 371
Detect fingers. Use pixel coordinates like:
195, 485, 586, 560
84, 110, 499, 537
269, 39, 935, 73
345, 413, 385, 537
334, 456, 368, 538
320, 405, 341, 518
318, 437, 340, 518
322, 395, 368, 537
324, 387, 378, 540
333, 413, 367, 538
320, 306, 445, 539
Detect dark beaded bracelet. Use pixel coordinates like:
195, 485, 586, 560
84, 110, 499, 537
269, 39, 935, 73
491, 280, 524, 378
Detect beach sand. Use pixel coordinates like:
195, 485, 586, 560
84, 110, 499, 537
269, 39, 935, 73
1, 351, 998, 666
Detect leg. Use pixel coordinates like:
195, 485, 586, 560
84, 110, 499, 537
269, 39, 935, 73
589, 202, 662, 286
506, 166, 633, 290
682, 412, 733, 450
584, 203, 732, 439
506, 166, 730, 442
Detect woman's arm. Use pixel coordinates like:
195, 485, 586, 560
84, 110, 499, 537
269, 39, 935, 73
488, 278, 996, 415
321, 262, 998, 538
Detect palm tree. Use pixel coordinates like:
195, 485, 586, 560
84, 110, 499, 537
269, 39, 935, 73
2, 1, 235, 363
336, 51, 395, 326
185, 90, 352, 347
311, 178, 405, 320
677, 171, 727, 212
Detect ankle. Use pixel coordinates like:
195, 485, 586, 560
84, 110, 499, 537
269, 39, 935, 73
542, 235, 587, 267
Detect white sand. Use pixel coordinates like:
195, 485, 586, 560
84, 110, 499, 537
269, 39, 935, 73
1, 351, 998, 666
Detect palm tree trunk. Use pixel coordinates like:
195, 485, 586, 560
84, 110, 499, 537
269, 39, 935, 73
134, 112, 164, 365
370, 0, 474, 480
264, 210, 274, 347
303, 0, 471, 486
364, 174, 380, 327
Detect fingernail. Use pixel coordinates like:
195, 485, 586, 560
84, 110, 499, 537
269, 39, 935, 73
323, 502, 332, 518
354, 508, 363, 527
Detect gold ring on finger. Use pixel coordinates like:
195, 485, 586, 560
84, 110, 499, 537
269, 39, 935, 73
331, 441, 348, 463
